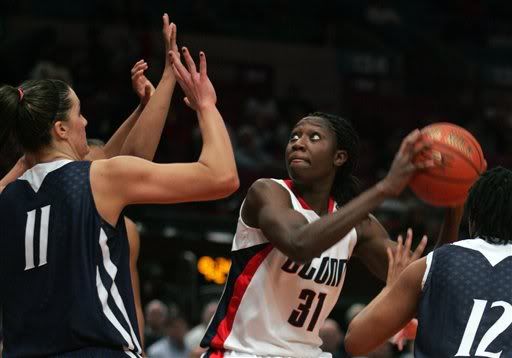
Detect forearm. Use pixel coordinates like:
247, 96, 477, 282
435, 206, 464, 248
102, 105, 143, 158
291, 183, 390, 261
121, 71, 176, 160
196, 106, 238, 185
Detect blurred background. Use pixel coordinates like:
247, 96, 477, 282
1, 0, 512, 356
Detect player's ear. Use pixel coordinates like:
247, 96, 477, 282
53, 120, 69, 140
334, 150, 347, 167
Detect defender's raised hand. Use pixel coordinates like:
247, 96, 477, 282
162, 13, 179, 72
170, 48, 216, 111
386, 228, 427, 286
131, 60, 155, 106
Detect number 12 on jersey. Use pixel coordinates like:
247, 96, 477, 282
288, 289, 327, 332
456, 299, 512, 358
24, 205, 51, 271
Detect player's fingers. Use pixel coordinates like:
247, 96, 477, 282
184, 97, 192, 107
404, 228, 413, 258
199, 51, 207, 78
415, 159, 436, 170
182, 47, 197, 76
386, 247, 394, 280
131, 60, 144, 75
170, 51, 190, 83
171, 23, 178, 52
396, 235, 403, 263
398, 129, 421, 155
132, 69, 144, 81
162, 13, 169, 33
411, 235, 428, 261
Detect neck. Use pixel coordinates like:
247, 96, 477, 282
292, 176, 334, 216
29, 145, 78, 164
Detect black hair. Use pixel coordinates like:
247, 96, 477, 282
87, 138, 105, 147
309, 112, 360, 206
0, 79, 73, 153
466, 166, 512, 245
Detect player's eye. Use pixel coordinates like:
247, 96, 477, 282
290, 133, 300, 142
310, 133, 321, 141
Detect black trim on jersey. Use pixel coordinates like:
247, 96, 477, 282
201, 243, 271, 348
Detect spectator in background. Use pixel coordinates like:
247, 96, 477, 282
319, 318, 348, 358
144, 300, 169, 348
147, 313, 189, 358
185, 301, 218, 355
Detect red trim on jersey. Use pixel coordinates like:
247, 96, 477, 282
208, 349, 225, 358
283, 179, 335, 213
210, 244, 273, 349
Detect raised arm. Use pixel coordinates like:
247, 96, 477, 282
243, 130, 433, 262
120, 13, 179, 160
344, 252, 426, 355
99, 60, 155, 159
90, 49, 239, 226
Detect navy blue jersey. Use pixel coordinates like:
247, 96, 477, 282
0, 160, 142, 357
416, 239, 512, 358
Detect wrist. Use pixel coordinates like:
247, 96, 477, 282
196, 104, 218, 115
375, 180, 394, 198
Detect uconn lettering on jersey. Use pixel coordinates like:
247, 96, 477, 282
281, 257, 347, 287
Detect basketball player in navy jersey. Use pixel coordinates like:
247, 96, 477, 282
345, 166, 512, 357
0, 16, 178, 352
201, 112, 463, 357
0, 35, 238, 358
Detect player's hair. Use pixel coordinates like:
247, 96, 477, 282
309, 112, 360, 206
87, 138, 105, 148
0, 79, 72, 152
466, 166, 512, 245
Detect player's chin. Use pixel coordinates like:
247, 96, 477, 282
286, 164, 315, 183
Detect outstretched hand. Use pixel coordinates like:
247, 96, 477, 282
131, 60, 155, 106
162, 13, 179, 71
379, 129, 436, 197
170, 48, 217, 111
386, 228, 427, 286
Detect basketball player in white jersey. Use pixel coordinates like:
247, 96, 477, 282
345, 166, 512, 357
201, 112, 463, 357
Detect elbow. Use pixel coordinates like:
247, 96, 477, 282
213, 172, 239, 198
344, 330, 366, 357
287, 240, 316, 262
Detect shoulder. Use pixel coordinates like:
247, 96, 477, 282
246, 178, 290, 203
243, 178, 292, 227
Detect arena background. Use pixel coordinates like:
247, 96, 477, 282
1, 1, 511, 356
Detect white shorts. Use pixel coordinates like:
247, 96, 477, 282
202, 350, 332, 358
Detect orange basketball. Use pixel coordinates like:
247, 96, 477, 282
409, 122, 486, 206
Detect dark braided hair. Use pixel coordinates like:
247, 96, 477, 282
309, 112, 360, 206
0, 79, 72, 153
466, 166, 512, 245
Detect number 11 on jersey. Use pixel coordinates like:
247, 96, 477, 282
25, 205, 51, 271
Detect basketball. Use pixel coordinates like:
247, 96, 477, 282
409, 122, 486, 206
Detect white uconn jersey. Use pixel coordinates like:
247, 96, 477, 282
202, 179, 357, 358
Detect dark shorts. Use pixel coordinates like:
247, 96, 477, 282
50, 347, 140, 357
